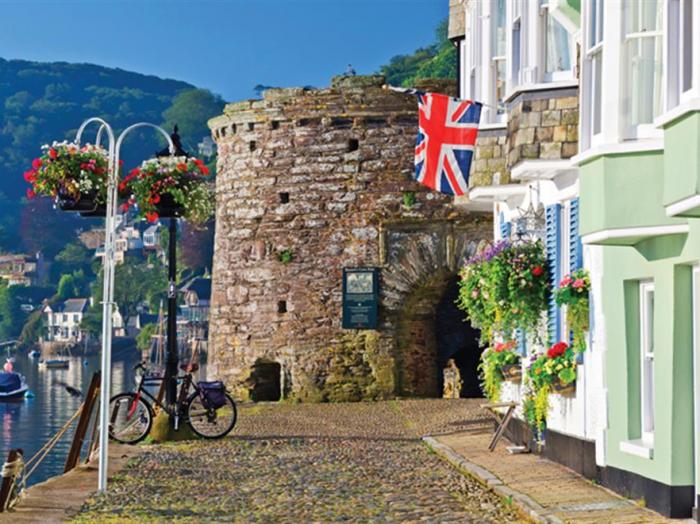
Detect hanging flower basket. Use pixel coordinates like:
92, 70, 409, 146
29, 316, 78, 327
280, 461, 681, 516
551, 377, 576, 396
501, 364, 522, 383
57, 188, 101, 213
122, 156, 213, 225
24, 142, 109, 209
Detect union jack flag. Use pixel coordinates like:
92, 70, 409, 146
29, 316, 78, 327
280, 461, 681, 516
414, 92, 482, 196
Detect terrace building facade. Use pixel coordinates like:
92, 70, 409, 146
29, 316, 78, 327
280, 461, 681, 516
451, 0, 700, 517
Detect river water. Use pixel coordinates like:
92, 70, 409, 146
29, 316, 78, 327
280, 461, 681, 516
1, 350, 140, 487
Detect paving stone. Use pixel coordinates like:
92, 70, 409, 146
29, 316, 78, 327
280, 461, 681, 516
72, 400, 520, 523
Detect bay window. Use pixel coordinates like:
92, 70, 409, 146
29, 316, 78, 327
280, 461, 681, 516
623, 1, 663, 135
491, 0, 507, 122
666, 0, 695, 111
582, 0, 603, 148
539, 0, 574, 82
510, 1, 523, 89
469, 1, 481, 101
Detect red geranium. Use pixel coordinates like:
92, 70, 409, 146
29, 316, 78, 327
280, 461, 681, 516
48, 148, 58, 159
145, 211, 159, 223
26, 188, 36, 199
532, 265, 543, 277
32, 158, 42, 169
547, 342, 569, 359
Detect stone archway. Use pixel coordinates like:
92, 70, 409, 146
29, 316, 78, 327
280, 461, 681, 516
381, 222, 487, 398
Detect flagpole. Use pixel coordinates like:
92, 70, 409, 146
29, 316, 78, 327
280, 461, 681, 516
381, 84, 498, 110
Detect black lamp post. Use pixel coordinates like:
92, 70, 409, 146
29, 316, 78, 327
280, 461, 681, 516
156, 125, 187, 408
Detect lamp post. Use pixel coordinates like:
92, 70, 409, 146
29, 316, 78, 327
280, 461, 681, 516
75, 118, 174, 492
156, 126, 188, 408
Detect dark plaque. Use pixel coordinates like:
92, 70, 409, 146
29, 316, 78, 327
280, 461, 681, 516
342, 267, 379, 329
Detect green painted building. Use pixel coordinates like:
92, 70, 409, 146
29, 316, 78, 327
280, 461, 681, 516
576, 0, 700, 517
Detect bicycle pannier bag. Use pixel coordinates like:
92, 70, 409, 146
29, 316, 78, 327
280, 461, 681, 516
198, 381, 227, 409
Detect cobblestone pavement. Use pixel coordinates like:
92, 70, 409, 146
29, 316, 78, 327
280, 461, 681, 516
73, 399, 523, 523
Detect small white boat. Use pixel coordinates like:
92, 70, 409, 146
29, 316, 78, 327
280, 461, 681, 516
0, 372, 29, 401
39, 359, 70, 370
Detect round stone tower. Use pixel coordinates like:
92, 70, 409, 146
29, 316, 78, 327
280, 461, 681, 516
208, 75, 492, 402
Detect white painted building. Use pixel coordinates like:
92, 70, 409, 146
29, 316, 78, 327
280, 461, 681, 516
43, 298, 89, 343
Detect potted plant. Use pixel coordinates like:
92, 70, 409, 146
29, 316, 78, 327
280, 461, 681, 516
555, 269, 591, 354
479, 340, 521, 402
24, 142, 109, 212
121, 156, 213, 225
457, 240, 549, 343
523, 342, 577, 436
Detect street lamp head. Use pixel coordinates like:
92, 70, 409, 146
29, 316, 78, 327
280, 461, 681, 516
157, 124, 188, 158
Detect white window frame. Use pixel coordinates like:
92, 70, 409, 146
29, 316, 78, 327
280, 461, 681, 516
487, 0, 508, 124
581, 0, 605, 150
621, 0, 664, 140
665, 0, 695, 111
538, 0, 576, 83
640, 280, 655, 446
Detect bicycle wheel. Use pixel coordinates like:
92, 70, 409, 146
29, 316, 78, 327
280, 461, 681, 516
109, 393, 153, 444
186, 391, 237, 439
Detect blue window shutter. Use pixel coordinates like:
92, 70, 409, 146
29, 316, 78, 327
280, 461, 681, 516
545, 204, 562, 344
569, 198, 583, 270
499, 212, 511, 240
516, 328, 526, 355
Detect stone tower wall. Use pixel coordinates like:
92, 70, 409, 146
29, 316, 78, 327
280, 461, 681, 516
208, 75, 492, 401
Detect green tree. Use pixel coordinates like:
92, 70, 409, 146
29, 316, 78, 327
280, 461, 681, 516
55, 241, 91, 274
0, 286, 27, 339
379, 18, 456, 87
136, 322, 158, 351
56, 269, 89, 299
161, 89, 225, 153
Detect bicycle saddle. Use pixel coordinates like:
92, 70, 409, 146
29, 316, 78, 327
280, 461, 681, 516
180, 363, 199, 373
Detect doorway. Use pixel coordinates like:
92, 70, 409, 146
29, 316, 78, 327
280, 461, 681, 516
248, 360, 282, 401
435, 276, 482, 397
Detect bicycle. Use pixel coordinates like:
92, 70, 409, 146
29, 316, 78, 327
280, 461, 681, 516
108, 361, 238, 444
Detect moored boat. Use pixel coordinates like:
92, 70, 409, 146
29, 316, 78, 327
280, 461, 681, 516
28, 349, 41, 359
38, 359, 70, 369
0, 372, 29, 401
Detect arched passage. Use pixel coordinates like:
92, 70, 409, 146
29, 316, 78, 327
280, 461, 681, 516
394, 273, 482, 398
381, 224, 488, 399
435, 276, 482, 397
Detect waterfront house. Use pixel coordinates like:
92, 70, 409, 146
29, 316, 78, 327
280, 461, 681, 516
574, 0, 700, 517
0, 252, 47, 286
43, 298, 89, 343
451, 0, 700, 518
451, 0, 600, 478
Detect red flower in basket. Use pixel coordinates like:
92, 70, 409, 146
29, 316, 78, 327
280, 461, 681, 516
145, 211, 159, 223
547, 342, 569, 359
531, 265, 544, 277
48, 148, 58, 159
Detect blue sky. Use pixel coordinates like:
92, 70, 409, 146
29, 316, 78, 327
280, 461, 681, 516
0, 0, 446, 101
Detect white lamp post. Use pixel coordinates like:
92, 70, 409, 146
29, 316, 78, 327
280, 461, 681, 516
75, 118, 174, 492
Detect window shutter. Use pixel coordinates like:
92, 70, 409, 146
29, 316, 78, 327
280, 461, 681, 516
516, 328, 526, 355
499, 212, 512, 240
569, 198, 583, 270
546, 204, 562, 344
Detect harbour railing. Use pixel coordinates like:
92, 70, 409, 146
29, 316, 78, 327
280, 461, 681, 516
0, 371, 101, 512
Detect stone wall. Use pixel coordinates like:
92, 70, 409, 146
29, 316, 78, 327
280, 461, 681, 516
505, 88, 579, 169
208, 75, 492, 401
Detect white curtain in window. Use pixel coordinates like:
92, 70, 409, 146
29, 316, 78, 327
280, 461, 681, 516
546, 15, 571, 73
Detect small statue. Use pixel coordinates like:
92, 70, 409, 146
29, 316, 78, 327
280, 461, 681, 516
345, 64, 356, 77
157, 125, 188, 158
442, 359, 463, 399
